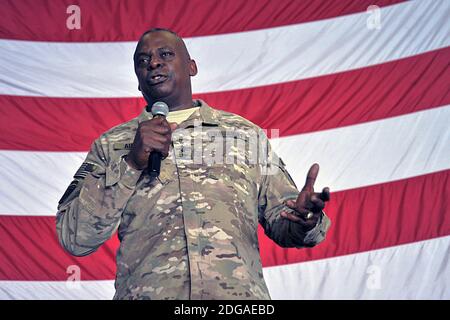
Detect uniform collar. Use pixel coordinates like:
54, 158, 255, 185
137, 99, 220, 127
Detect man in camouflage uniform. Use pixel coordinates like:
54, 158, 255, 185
56, 28, 331, 300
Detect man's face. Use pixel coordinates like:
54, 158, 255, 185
134, 31, 197, 105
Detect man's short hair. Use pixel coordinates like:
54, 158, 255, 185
139, 28, 181, 41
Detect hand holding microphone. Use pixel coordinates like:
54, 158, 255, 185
125, 101, 177, 175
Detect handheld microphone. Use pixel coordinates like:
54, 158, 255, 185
148, 101, 170, 178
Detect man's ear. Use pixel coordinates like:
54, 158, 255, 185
189, 59, 198, 77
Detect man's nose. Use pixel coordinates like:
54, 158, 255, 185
148, 57, 163, 70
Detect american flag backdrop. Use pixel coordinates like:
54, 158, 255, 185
0, 0, 449, 299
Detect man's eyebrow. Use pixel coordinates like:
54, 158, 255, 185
136, 46, 175, 55
158, 46, 174, 51
135, 52, 150, 58
135, 47, 175, 60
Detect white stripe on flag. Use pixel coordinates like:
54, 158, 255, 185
271, 105, 450, 193
0, 280, 115, 300
1, 236, 448, 299
264, 236, 450, 300
0, 106, 449, 215
0, 0, 448, 97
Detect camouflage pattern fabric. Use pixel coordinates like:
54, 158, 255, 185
56, 99, 331, 300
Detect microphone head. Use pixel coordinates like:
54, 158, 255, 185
151, 101, 169, 117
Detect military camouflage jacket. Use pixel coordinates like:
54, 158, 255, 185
56, 100, 331, 300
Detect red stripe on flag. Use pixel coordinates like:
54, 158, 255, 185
0, 0, 404, 42
0, 170, 448, 280
1, 48, 448, 151
0, 215, 118, 281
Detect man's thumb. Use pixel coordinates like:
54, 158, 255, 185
169, 122, 178, 131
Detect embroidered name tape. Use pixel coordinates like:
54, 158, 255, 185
113, 142, 133, 150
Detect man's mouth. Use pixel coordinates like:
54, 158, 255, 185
147, 74, 168, 85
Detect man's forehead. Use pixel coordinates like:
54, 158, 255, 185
136, 31, 182, 52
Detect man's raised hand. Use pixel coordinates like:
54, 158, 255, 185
280, 163, 330, 230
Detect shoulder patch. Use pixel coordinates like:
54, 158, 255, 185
59, 162, 96, 205
74, 162, 96, 179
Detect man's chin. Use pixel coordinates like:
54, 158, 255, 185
143, 87, 172, 103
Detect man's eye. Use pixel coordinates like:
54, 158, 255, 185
138, 58, 150, 65
161, 52, 173, 57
